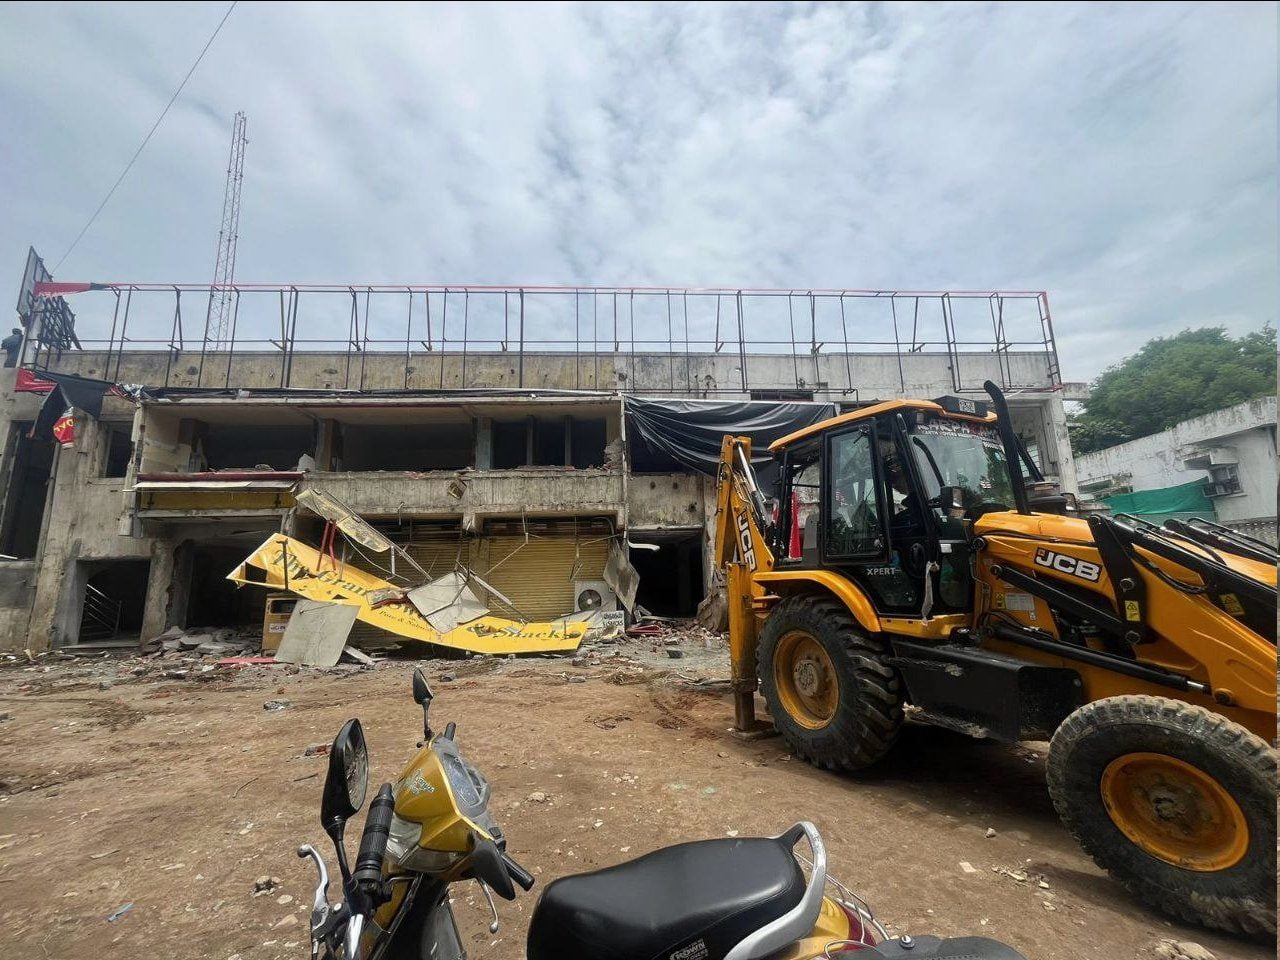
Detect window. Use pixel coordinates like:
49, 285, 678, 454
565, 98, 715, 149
825, 428, 882, 556
491, 416, 607, 469
100, 423, 133, 478
1205, 464, 1242, 497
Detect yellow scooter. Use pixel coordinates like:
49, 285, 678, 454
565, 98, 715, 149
298, 670, 1027, 959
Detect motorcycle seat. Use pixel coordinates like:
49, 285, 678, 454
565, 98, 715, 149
526, 834, 807, 960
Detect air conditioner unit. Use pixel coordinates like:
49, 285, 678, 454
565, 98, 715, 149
572, 580, 618, 614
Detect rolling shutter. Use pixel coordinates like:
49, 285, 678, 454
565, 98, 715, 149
479, 525, 610, 621
345, 524, 472, 648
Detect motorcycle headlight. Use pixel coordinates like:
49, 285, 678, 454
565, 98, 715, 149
386, 813, 422, 865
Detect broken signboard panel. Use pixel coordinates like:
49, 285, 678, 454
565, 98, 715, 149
227, 533, 587, 656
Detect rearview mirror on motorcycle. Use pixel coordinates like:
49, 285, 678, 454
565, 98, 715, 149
322, 718, 369, 839
412, 667, 434, 739
412, 667, 433, 705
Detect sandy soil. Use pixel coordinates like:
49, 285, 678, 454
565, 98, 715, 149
0, 646, 1267, 960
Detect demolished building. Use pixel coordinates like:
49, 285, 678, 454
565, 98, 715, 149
0, 259, 1079, 652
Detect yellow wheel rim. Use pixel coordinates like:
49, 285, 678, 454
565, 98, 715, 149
1100, 752, 1249, 872
773, 630, 839, 730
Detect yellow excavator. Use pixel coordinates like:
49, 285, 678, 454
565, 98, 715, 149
713, 381, 1277, 936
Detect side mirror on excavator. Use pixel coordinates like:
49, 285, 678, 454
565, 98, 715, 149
935, 486, 965, 517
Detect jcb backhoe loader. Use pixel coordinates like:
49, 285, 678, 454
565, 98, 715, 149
713, 381, 1277, 936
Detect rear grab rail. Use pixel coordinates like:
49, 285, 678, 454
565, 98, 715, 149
724, 821, 827, 960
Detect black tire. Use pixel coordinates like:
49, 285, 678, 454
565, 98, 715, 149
1046, 695, 1277, 937
758, 595, 903, 771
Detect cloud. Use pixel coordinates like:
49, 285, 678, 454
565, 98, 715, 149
0, 1, 1273, 380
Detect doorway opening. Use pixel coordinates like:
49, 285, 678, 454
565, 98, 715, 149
629, 529, 704, 618
76, 559, 150, 646
185, 540, 270, 633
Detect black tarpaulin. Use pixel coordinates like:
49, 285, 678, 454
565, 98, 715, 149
31, 371, 117, 439
625, 397, 837, 484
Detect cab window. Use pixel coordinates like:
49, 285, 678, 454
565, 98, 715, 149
824, 428, 883, 558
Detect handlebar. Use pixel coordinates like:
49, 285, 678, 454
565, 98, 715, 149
503, 852, 535, 891
353, 785, 396, 889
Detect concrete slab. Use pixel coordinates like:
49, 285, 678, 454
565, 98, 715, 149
274, 599, 359, 667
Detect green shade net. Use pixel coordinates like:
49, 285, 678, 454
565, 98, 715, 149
1103, 479, 1216, 524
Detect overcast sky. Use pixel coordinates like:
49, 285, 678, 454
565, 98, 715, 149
0, 2, 1274, 381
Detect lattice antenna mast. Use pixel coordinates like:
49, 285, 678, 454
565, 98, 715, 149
206, 111, 246, 349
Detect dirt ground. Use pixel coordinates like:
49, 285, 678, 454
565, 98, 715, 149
0, 645, 1269, 960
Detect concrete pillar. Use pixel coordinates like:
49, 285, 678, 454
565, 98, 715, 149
140, 539, 188, 639
315, 418, 339, 471
475, 417, 493, 470
25, 418, 94, 649
1045, 394, 1078, 493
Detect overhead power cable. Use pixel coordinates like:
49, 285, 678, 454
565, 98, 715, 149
53, 1, 238, 273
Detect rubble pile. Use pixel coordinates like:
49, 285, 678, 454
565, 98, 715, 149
622, 618, 725, 651
1, 617, 729, 692
141, 624, 263, 659
0, 624, 375, 690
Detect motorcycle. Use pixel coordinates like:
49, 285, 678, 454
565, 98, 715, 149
298, 668, 1028, 959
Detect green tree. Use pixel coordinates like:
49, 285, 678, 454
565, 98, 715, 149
1069, 326, 1276, 454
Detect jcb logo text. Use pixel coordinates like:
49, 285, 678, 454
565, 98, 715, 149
1034, 548, 1101, 582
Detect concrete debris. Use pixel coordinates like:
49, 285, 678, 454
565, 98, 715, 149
604, 542, 640, 612
263, 700, 290, 712
252, 876, 283, 896
340, 645, 376, 666
1154, 941, 1216, 960
1, 618, 727, 700
696, 582, 728, 632
142, 625, 261, 659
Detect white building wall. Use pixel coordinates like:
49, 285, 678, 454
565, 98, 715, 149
1075, 397, 1277, 523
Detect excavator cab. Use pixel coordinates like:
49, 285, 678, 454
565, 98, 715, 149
714, 381, 1277, 939
770, 396, 1014, 617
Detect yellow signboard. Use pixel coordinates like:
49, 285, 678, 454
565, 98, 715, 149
228, 534, 586, 655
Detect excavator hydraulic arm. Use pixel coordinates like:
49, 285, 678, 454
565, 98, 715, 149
713, 435, 777, 735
